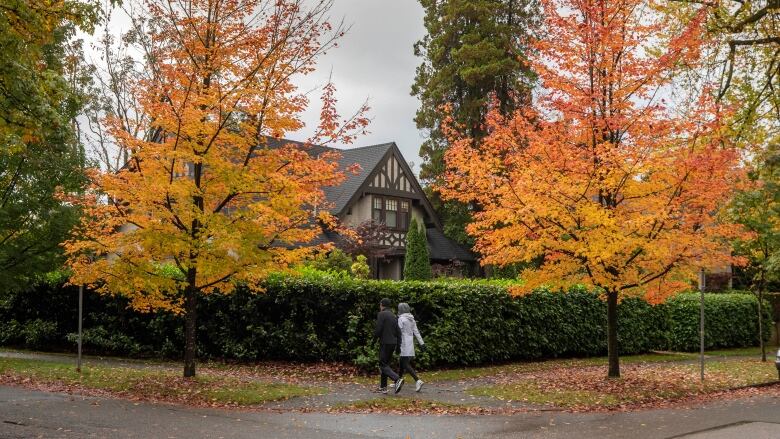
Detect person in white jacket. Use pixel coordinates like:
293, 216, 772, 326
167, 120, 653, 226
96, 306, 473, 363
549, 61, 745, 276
397, 302, 425, 392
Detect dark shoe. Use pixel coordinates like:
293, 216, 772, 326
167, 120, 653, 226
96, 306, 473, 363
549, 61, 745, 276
394, 378, 404, 394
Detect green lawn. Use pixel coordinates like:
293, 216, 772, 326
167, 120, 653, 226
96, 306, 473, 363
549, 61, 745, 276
421, 352, 698, 383
0, 357, 324, 406
468, 358, 779, 409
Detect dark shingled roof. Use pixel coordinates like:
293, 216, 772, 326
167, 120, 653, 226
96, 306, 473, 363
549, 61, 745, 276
321, 143, 393, 214
263, 137, 392, 215
426, 227, 476, 262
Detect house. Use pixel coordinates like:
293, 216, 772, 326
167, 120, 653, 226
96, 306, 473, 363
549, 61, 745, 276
279, 139, 476, 280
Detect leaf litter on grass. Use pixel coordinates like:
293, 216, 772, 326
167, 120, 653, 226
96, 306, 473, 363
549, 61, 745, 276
469, 359, 780, 411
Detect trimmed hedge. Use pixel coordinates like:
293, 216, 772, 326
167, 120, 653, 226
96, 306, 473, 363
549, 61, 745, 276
0, 274, 772, 368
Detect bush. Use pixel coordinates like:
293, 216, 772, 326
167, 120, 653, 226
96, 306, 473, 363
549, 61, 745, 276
0, 273, 772, 368
665, 293, 772, 351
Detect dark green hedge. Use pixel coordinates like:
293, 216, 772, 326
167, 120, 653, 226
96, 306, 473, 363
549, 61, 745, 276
0, 274, 772, 368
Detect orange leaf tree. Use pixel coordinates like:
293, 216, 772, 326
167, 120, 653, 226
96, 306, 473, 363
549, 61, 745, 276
441, 0, 744, 377
64, 0, 368, 377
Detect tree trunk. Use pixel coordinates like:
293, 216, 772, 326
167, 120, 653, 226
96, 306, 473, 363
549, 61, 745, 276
607, 290, 620, 378
183, 282, 198, 377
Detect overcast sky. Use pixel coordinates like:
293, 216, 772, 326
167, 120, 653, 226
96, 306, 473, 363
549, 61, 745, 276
88, 0, 428, 173
293, 0, 427, 171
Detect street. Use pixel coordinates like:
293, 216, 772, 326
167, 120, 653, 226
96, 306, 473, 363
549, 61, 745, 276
1, 385, 779, 438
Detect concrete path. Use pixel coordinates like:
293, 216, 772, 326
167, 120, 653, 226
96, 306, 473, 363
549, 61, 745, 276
2, 385, 780, 438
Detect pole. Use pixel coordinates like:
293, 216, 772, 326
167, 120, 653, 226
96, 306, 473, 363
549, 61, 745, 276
699, 269, 705, 382
77, 284, 83, 373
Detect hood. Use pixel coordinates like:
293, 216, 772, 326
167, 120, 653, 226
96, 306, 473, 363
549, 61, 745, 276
398, 313, 415, 323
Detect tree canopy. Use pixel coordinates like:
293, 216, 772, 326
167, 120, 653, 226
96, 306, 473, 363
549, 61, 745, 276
0, 0, 99, 291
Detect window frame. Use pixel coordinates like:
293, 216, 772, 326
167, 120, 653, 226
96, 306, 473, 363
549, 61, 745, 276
372, 196, 411, 231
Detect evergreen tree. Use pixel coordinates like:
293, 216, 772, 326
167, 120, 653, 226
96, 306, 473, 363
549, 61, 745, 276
404, 218, 432, 280
411, 0, 539, 244
0, 0, 98, 291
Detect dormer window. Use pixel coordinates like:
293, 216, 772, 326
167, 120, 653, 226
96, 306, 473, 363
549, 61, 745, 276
372, 196, 410, 230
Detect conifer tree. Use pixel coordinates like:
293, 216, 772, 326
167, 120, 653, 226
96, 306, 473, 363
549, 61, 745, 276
411, 0, 539, 244
404, 218, 432, 280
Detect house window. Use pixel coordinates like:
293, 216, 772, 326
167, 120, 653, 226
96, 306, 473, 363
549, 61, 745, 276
399, 200, 409, 230
373, 197, 383, 222
372, 196, 410, 231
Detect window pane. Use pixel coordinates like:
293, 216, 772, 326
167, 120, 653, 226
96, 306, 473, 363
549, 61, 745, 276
374, 197, 383, 209
400, 201, 409, 212
386, 211, 397, 227
386, 199, 397, 211
373, 209, 382, 221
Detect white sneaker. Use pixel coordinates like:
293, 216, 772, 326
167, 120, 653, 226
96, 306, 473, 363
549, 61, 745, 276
415, 380, 424, 392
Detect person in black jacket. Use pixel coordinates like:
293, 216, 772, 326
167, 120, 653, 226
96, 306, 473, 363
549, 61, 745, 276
374, 298, 404, 394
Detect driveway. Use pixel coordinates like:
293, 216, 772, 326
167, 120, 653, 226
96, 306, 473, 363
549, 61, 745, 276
1, 385, 779, 438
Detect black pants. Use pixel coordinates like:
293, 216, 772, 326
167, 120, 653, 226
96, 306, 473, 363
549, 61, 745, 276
379, 343, 400, 388
399, 356, 419, 382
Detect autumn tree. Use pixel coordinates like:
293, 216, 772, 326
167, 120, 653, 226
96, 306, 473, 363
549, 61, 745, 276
441, 0, 744, 377
64, 0, 368, 377
412, 0, 539, 244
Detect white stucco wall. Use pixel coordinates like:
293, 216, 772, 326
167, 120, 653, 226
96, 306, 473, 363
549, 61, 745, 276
342, 194, 373, 226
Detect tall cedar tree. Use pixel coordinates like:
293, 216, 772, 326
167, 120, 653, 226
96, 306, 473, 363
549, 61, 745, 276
441, 0, 745, 377
0, 0, 98, 291
411, 0, 539, 244
403, 218, 432, 280
64, 0, 368, 378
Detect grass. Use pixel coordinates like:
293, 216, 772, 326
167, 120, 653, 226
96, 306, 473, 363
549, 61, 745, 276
421, 352, 698, 383
408, 346, 777, 383
0, 357, 325, 406
467, 358, 779, 409
701, 345, 779, 358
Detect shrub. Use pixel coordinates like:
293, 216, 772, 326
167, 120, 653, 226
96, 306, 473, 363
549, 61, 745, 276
0, 274, 772, 368
665, 293, 772, 351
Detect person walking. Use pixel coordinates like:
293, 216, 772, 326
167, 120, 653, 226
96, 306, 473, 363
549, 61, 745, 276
375, 298, 404, 394
397, 302, 425, 392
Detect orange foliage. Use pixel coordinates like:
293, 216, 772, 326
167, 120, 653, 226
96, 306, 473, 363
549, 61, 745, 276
441, 0, 745, 303
64, 0, 369, 313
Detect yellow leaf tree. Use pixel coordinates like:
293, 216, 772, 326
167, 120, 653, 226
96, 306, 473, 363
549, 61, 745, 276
64, 0, 368, 377
441, 0, 745, 377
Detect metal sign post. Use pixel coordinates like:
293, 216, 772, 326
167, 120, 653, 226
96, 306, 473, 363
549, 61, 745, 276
77, 284, 83, 373
699, 269, 705, 382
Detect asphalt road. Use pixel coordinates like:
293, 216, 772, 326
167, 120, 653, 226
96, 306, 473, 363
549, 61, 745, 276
1, 385, 779, 438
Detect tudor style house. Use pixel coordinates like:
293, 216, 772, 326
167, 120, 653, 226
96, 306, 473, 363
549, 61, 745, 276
302, 140, 475, 279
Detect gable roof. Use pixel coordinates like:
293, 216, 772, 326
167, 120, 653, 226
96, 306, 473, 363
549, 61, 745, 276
264, 138, 441, 228
322, 143, 394, 215
426, 227, 476, 262
263, 137, 392, 215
